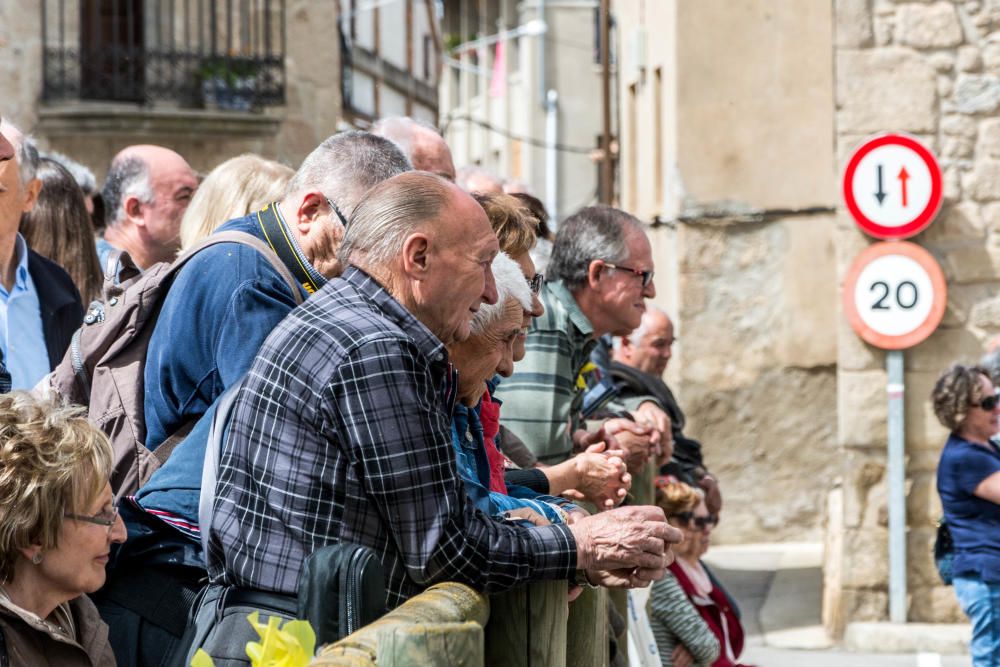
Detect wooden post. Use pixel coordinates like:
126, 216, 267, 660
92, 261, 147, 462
566, 585, 609, 666
313, 582, 488, 665
630, 461, 656, 508
377, 621, 483, 666
485, 580, 568, 666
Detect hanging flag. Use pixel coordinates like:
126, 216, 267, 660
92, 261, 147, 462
489, 37, 506, 97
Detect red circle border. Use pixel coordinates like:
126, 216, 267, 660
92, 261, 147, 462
842, 134, 943, 241
842, 241, 947, 350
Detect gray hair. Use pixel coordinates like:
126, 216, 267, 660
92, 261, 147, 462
102, 156, 154, 226
340, 171, 452, 268
470, 252, 532, 336
371, 116, 443, 157
285, 130, 412, 218
40, 150, 97, 196
1, 121, 39, 186
548, 205, 644, 291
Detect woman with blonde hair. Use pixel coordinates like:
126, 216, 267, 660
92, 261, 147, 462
0, 392, 126, 666
178, 154, 293, 251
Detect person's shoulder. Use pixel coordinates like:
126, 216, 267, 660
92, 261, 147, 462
26, 248, 74, 287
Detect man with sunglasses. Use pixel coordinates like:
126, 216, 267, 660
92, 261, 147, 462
92, 132, 412, 667
496, 205, 669, 471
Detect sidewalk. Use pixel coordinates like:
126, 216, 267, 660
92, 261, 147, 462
702, 542, 971, 664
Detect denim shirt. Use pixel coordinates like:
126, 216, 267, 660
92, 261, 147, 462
450, 399, 574, 524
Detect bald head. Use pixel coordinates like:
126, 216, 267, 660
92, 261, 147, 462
457, 165, 503, 195
102, 144, 197, 267
613, 306, 675, 377
372, 117, 456, 181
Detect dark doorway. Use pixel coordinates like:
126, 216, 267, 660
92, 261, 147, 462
80, 0, 145, 102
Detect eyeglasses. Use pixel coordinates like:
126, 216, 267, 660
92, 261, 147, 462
65, 504, 119, 536
977, 388, 1000, 411
670, 512, 719, 531
527, 273, 544, 296
325, 197, 350, 229
603, 262, 654, 288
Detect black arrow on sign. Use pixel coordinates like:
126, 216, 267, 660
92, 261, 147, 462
874, 164, 886, 205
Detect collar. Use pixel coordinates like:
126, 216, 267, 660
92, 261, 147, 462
4, 234, 30, 295
256, 203, 327, 294
546, 280, 594, 340
342, 265, 450, 372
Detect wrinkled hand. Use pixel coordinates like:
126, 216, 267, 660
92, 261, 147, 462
569, 505, 682, 572
603, 418, 655, 474
699, 474, 723, 515
672, 644, 695, 667
634, 402, 674, 463
561, 443, 631, 510
585, 566, 667, 589
505, 507, 550, 526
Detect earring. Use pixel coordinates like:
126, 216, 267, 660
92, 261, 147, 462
31, 553, 42, 565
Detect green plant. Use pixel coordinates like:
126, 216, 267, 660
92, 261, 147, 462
197, 56, 259, 86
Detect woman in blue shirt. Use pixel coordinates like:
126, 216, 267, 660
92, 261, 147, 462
934, 364, 1000, 666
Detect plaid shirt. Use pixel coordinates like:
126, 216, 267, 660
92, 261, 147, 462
206, 267, 577, 608
494, 280, 597, 463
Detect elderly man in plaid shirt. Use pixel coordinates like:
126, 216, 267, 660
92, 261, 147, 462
189, 172, 681, 664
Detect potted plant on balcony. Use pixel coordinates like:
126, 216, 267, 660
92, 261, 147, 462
198, 56, 259, 111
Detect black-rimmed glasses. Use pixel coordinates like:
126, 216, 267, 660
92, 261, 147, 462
527, 273, 544, 296
978, 388, 1000, 411
65, 504, 119, 536
325, 197, 350, 229
670, 511, 719, 531
604, 262, 654, 288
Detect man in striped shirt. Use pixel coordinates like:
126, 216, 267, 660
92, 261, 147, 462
495, 206, 671, 470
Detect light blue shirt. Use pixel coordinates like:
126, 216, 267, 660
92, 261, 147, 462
0, 235, 49, 389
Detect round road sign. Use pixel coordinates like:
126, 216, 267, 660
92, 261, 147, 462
843, 241, 947, 350
843, 133, 943, 240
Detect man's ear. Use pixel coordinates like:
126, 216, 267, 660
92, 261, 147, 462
123, 194, 145, 225
294, 192, 325, 235
400, 232, 431, 278
20, 178, 41, 214
587, 259, 604, 289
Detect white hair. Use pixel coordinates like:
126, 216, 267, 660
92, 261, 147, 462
470, 252, 532, 336
371, 116, 443, 156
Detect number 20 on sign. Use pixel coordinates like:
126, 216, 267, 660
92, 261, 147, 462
843, 241, 946, 350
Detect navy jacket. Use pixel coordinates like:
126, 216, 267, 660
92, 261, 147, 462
26, 250, 84, 369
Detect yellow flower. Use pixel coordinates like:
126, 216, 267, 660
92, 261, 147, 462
189, 613, 317, 667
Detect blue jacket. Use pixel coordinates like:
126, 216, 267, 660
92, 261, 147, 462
135, 210, 314, 552
450, 399, 575, 524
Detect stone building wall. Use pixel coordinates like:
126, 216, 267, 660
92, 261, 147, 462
617, 0, 840, 545
829, 0, 1000, 630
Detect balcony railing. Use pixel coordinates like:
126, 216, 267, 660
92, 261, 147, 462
41, 0, 286, 112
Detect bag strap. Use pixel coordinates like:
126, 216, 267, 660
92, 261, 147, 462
181, 231, 305, 305
199, 380, 245, 559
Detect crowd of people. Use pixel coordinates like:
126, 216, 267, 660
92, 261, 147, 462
0, 111, 751, 666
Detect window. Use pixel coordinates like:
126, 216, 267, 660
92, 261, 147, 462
42, 0, 286, 111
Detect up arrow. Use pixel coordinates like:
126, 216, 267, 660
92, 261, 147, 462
898, 166, 910, 207
875, 164, 886, 205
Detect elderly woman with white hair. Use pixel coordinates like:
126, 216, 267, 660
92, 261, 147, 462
448, 252, 581, 524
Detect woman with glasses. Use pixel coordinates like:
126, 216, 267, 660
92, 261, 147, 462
0, 392, 125, 666
933, 364, 1000, 666
650, 479, 753, 667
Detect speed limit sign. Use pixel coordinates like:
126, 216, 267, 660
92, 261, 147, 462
843, 241, 947, 350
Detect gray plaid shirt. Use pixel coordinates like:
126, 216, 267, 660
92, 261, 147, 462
206, 267, 577, 608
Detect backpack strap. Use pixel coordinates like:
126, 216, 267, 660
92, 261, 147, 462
181, 231, 306, 305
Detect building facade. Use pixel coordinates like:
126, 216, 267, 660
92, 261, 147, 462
615, 0, 1000, 631
1, 0, 439, 177
439, 0, 606, 222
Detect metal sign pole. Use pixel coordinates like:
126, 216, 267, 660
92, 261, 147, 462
887, 349, 907, 623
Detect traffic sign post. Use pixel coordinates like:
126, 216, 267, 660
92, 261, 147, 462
843, 133, 943, 240
842, 239, 947, 625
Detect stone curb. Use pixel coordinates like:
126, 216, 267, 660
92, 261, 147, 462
843, 622, 970, 655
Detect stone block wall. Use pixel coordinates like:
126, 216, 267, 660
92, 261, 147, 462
830, 0, 1000, 628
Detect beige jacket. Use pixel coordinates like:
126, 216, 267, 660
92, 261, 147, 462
0, 593, 116, 666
